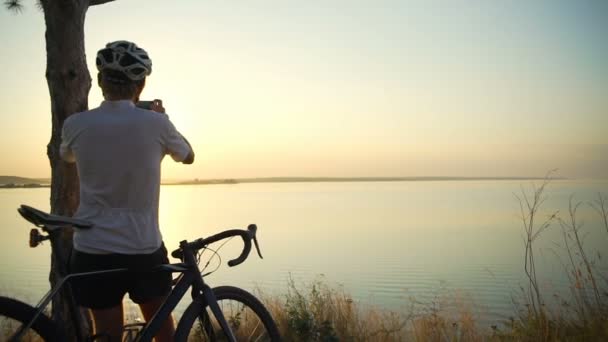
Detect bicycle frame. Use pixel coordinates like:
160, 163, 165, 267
12, 268, 128, 341
138, 239, 238, 342
13, 239, 239, 342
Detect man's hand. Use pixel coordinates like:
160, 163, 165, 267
152, 99, 194, 164
150, 99, 165, 113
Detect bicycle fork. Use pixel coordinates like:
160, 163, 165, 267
199, 283, 238, 342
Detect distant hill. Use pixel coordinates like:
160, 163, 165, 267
0, 176, 49, 185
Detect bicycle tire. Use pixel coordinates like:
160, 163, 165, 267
174, 286, 281, 341
0, 296, 62, 342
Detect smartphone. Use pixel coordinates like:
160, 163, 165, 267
136, 100, 154, 110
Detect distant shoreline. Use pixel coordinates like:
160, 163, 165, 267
0, 176, 575, 189
168, 176, 567, 186
0, 183, 49, 189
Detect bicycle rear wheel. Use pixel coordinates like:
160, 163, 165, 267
0, 296, 62, 342
174, 286, 281, 341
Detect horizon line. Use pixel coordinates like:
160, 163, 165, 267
0, 175, 583, 187
166, 176, 574, 186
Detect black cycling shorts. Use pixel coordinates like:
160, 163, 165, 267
69, 244, 172, 310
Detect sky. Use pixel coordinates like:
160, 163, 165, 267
1, 0, 607, 180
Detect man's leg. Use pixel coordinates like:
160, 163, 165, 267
139, 296, 175, 342
91, 304, 124, 342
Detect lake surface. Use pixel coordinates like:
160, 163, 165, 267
1, 180, 607, 326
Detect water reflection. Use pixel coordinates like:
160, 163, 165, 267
1, 180, 607, 324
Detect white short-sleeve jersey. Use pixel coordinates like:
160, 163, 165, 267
60, 100, 192, 254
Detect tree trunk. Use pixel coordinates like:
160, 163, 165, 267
41, 0, 92, 340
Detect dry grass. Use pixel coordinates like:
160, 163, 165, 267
259, 276, 495, 342
0, 307, 50, 342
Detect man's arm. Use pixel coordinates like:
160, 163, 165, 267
180, 133, 195, 164
150, 99, 195, 164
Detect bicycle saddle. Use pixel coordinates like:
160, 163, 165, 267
18, 205, 93, 229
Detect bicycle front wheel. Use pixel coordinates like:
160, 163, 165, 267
175, 286, 281, 342
0, 296, 62, 342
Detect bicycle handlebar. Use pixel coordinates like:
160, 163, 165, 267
171, 224, 263, 267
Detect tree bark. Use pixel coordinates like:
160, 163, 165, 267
41, 0, 92, 340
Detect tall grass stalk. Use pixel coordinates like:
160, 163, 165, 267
514, 175, 558, 319
590, 193, 608, 234
559, 196, 602, 314
509, 178, 608, 341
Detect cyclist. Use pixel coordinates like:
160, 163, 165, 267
60, 40, 194, 342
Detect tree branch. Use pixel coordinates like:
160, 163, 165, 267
4, 0, 24, 12
89, 0, 115, 6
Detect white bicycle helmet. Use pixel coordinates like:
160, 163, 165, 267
96, 40, 152, 81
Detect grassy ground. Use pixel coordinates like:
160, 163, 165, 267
260, 277, 486, 341
258, 273, 607, 341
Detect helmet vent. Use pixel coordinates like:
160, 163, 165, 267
95, 41, 152, 81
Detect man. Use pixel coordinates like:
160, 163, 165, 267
60, 40, 194, 342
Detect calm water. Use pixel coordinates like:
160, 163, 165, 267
1, 180, 607, 326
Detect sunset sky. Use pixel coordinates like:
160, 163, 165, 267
1, 0, 606, 180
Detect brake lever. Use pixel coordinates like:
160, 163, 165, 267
253, 235, 263, 259
247, 224, 263, 259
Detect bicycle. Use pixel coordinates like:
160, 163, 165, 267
0, 204, 281, 341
